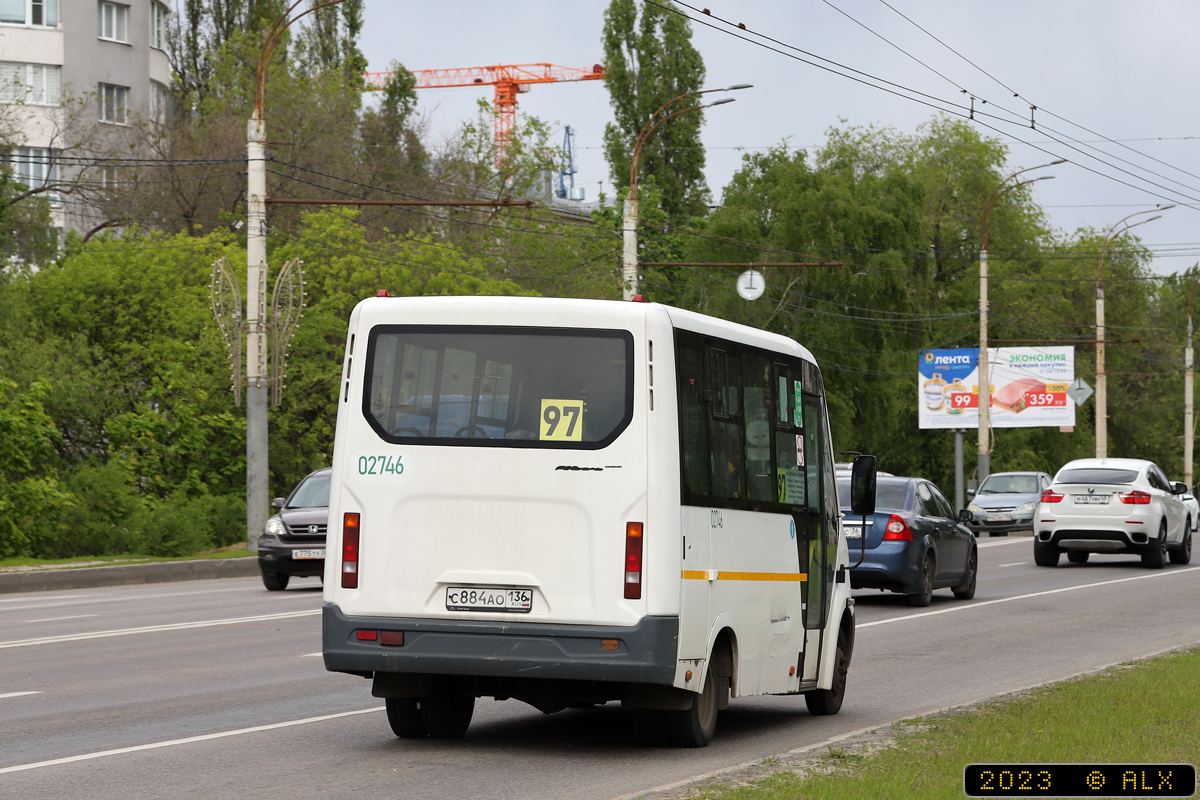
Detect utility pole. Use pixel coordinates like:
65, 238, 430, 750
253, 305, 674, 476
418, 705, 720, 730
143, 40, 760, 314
245, 113, 269, 551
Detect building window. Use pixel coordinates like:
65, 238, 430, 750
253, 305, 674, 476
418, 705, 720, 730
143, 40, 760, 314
0, 62, 60, 106
149, 80, 168, 123
0, 0, 58, 26
98, 83, 128, 124
97, 1, 127, 42
150, 1, 167, 49
12, 147, 59, 200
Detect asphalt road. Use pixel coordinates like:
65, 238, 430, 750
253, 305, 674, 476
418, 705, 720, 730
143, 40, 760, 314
2, 539, 1199, 800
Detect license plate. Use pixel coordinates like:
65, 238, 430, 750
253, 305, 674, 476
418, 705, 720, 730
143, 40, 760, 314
987, 514, 1013, 522
446, 587, 533, 613
1073, 495, 1110, 505
843, 527, 862, 539
292, 548, 325, 559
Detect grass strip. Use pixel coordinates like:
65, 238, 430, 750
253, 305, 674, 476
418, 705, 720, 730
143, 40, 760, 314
681, 647, 1200, 800
0, 544, 254, 572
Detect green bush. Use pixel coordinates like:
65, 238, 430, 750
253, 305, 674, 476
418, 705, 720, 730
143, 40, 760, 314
32, 462, 140, 558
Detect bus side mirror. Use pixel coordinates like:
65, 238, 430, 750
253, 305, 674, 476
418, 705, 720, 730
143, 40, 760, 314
850, 455, 877, 517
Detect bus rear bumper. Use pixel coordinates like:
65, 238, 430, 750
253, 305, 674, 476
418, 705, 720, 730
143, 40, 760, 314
322, 604, 679, 685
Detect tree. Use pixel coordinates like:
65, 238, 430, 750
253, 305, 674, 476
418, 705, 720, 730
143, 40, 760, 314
601, 0, 708, 223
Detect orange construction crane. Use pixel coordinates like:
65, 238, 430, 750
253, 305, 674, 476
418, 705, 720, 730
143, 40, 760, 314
365, 64, 606, 166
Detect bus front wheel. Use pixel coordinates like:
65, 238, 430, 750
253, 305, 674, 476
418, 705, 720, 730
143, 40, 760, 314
665, 667, 718, 747
805, 625, 849, 716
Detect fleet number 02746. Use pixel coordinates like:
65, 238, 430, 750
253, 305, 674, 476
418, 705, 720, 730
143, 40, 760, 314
358, 455, 404, 475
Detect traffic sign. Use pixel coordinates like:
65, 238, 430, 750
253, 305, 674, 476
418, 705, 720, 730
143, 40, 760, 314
1066, 377, 1093, 406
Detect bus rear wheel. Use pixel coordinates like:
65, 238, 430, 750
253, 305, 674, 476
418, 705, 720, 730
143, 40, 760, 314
385, 697, 427, 739
665, 668, 718, 747
420, 684, 475, 739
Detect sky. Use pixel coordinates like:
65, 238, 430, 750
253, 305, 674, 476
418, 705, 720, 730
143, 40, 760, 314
357, 1, 1200, 276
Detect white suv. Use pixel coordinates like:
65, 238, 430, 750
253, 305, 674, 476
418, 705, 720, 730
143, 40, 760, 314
1033, 458, 1193, 568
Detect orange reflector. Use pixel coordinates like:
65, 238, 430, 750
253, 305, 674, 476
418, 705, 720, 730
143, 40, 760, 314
789, 666, 796, 676
685, 670, 693, 681
380, 631, 404, 647
601, 639, 618, 651
341, 512, 360, 589
356, 630, 377, 641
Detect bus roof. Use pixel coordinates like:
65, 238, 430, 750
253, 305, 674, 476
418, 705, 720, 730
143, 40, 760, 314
350, 295, 816, 365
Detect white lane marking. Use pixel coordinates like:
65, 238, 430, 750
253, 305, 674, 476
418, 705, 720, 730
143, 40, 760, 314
25, 615, 99, 623
0, 610, 321, 649
302, 652, 322, 657
1, 587, 317, 615
0, 595, 95, 604
0, 706, 383, 775
0, 692, 42, 699
977, 538, 1032, 549
997, 563, 1025, 568
859, 565, 1200, 628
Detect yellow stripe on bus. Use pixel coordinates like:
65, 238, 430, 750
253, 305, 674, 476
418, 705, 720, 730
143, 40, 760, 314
680, 571, 807, 582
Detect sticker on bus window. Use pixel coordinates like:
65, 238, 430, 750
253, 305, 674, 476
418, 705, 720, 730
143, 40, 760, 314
796, 434, 805, 467
540, 399, 584, 441
794, 382, 803, 427
777, 467, 805, 505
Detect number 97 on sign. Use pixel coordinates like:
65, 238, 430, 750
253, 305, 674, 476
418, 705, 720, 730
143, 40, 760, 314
540, 399, 584, 441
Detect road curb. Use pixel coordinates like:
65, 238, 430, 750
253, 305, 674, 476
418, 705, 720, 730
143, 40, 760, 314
0, 557, 260, 595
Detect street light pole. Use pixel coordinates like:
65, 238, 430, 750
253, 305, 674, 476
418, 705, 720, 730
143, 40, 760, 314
622, 85, 750, 301
244, 0, 350, 551
1187, 279, 1197, 487
1095, 207, 1171, 459
977, 160, 1064, 484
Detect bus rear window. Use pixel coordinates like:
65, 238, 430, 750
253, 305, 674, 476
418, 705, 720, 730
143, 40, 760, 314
363, 326, 633, 448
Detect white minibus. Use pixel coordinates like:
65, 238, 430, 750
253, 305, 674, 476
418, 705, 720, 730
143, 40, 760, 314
322, 296, 863, 747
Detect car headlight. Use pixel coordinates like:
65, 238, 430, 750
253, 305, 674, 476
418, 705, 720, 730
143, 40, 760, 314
967, 503, 983, 515
1016, 502, 1036, 514
263, 517, 286, 537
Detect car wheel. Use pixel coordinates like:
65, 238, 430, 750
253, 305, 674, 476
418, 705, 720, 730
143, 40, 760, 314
1170, 519, 1193, 565
1067, 550, 1090, 564
1033, 539, 1060, 567
805, 624, 850, 716
952, 547, 977, 600
1142, 521, 1168, 569
261, 571, 289, 591
906, 555, 934, 607
419, 684, 475, 739
385, 697, 428, 739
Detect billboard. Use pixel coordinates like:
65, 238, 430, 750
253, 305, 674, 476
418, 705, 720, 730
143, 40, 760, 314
919, 347, 1075, 430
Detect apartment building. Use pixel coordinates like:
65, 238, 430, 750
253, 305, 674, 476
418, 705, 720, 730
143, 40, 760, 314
1, 0, 171, 232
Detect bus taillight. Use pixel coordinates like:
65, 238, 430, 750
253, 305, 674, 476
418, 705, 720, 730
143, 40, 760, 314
624, 522, 644, 599
341, 512, 360, 589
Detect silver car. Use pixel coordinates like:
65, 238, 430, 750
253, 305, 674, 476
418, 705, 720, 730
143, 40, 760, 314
966, 471, 1052, 537
1033, 458, 1193, 568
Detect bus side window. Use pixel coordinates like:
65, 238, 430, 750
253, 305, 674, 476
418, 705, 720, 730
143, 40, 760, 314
677, 337, 710, 501
774, 363, 804, 507
708, 348, 743, 502
742, 354, 773, 505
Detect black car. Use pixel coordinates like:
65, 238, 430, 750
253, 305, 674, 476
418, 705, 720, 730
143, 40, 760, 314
256, 467, 330, 591
838, 476, 977, 606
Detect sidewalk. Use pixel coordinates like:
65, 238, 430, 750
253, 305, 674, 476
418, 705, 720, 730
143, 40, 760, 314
0, 556, 260, 595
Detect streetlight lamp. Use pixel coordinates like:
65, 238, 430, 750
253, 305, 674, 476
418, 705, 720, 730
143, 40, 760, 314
243, 0, 351, 551
977, 159, 1065, 484
622, 84, 751, 301
1095, 206, 1172, 459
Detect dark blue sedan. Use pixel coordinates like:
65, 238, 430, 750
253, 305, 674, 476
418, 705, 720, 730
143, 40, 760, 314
838, 476, 978, 606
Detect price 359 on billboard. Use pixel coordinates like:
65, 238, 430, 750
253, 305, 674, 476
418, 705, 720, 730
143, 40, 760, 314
963, 763, 1196, 797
